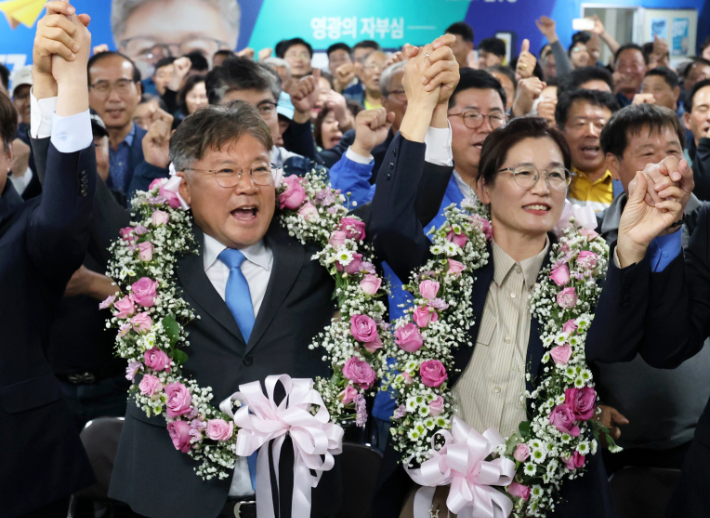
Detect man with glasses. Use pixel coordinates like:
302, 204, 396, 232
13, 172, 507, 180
357, 51, 387, 110
278, 38, 313, 80
110, 0, 239, 79
556, 89, 620, 212
87, 51, 148, 205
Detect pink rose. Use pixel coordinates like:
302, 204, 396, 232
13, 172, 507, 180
394, 323, 424, 353
113, 296, 135, 319
339, 217, 366, 241
472, 214, 493, 240
514, 443, 530, 462
420, 360, 448, 388
329, 230, 347, 248
557, 287, 578, 309
339, 385, 359, 405
428, 395, 444, 416
138, 374, 163, 396
144, 347, 171, 372
99, 294, 116, 310
419, 280, 440, 301
125, 361, 143, 380
149, 178, 167, 190
167, 420, 192, 453
550, 344, 573, 366
298, 201, 319, 221
164, 382, 192, 418
562, 319, 578, 334
338, 252, 363, 275
350, 314, 382, 352
205, 419, 234, 441
446, 230, 468, 248
447, 259, 466, 277
342, 357, 377, 389
562, 452, 586, 470
135, 224, 149, 235
137, 241, 154, 262
507, 482, 530, 501
131, 312, 153, 334
577, 251, 599, 269
413, 306, 438, 328
549, 264, 570, 287
131, 277, 159, 308
359, 274, 382, 295
564, 387, 596, 421
580, 228, 600, 240
151, 209, 170, 226
549, 404, 580, 437
159, 184, 181, 209
278, 175, 306, 209
394, 405, 407, 419
119, 227, 135, 243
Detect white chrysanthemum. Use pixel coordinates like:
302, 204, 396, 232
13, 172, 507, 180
524, 462, 537, 476
576, 441, 590, 455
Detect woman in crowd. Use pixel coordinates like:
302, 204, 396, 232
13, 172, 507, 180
176, 75, 208, 119
314, 106, 343, 150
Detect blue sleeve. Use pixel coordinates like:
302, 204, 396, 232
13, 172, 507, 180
648, 228, 682, 272
329, 153, 376, 208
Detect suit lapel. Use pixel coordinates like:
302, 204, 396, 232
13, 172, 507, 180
176, 223, 247, 346
450, 244, 495, 386
245, 220, 305, 354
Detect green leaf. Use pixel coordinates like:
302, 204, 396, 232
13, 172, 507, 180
172, 348, 189, 365
162, 315, 180, 346
518, 421, 531, 438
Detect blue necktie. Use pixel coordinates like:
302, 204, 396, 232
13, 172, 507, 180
218, 248, 258, 489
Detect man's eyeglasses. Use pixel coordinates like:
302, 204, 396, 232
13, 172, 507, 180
256, 101, 278, 120
118, 36, 230, 66
497, 166, 571, 191
449, 111, 506, 130
184, 165, 275, 188
90, 79, 137, 97
386, 89, 407, 101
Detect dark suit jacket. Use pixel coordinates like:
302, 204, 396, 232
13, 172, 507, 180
0, 143, 97, 517
367, 133, 666, 518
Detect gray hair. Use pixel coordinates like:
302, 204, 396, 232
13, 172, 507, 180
169, 101, 273, 172
380, 61, 406, 96
111, 0, 240, 43
205, 57, 281, 105
263, 57, 291, 74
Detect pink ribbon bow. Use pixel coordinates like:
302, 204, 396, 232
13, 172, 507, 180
220, 374, 343, 518
405, 417, 516, 518
553, 199, 597, 238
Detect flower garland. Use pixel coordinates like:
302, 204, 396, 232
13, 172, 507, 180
386, 199, 617, 518
101, 172, 389, 480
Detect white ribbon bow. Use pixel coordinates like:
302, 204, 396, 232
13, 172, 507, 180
405, 417, 516, 518
220, 374, 343, 518
553, 199, 597, 238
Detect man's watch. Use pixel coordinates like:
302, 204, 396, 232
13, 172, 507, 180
667, 213, 686, 230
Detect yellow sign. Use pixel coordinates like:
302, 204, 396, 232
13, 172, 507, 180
0, 0, 45, 29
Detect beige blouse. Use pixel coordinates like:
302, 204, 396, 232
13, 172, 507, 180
452, 238, 549, 437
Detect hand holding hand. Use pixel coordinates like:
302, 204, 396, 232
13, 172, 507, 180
424, 34, 460, 106
50, 12, 91, 87
351, 108, 395, 157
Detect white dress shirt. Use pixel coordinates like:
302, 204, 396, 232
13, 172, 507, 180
29, 90, 92, 153
202, 233, 273, 498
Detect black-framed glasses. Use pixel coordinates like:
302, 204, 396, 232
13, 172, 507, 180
497, 166, 571, 191
185, 164, 275, 188
449, 110, 506, 130
256, 101, 278, 119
